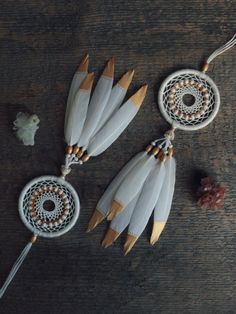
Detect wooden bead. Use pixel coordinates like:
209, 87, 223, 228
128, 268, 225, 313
73, 146, 80, 154
168, 147, 174, 156
151, 147, 160, 156
184, 79, 189, 85
66, 145, 73, 154
160, 154, 167, 162
189, 79, 195, 85
81, 154, 90, 162
145, 144, 153, 153
77, 150, 84, 158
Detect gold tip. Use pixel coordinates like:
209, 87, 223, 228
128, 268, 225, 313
107, 200, 124, 220
80, 72, 94, 90
117, 69, 135, 90
130, 84, 148, 109
101, 228, 120, 248
124, 234, 138, 255
150, 221, 166, 245
77, 54, 89, 72
86, 209, 105, 232
103, 57, 115, 78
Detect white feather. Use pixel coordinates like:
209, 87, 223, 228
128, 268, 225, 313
113, 155, 157, 209
92, 84, 126, 135
64, 88, 92, 146
64, 71, 87, 134
154, 156, 176, 222
87, 99, 139, 156
96, 152, 147, 216
110, 192, 141, 234
128, 162, 166, 237
77, 75, 113, 148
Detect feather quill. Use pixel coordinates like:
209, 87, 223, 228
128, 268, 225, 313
87, 85, 147, 156
150, 156, 176, 245
77, 58, 114, 149
64, 73, 94, 146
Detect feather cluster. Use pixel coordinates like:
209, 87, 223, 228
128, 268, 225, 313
64, 54, 147, 167
87, 137, 176, 255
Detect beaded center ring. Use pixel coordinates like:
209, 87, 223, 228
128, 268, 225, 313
19, 176, 80, 238
158, 69, 220, 131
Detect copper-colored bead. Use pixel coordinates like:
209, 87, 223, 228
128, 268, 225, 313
77, 150, 84, 158
30, 210, 37, 217
160, 154, 168, 162
81, 154, 90, 162
73, 146, 80, 154
145, 144, 153, 153
151, 147, 160, 156
157, 149, 163, 159
66, 145, 73, 155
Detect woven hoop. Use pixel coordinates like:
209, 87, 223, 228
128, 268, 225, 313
18, 176, 80, 238
158, 69, 220, 131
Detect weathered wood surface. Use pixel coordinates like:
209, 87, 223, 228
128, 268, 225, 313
0, 1, 236, 313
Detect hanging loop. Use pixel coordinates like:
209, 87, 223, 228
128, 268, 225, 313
203, 33, 236, 72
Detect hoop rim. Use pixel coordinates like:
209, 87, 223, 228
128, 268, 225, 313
158, 69, 221, 131
18, 175, 80, 238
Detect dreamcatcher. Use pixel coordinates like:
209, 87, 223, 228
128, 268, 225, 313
88, 34, 236, 255
0, 55, 147, 297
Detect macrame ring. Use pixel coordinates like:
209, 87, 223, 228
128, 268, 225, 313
19, 175, 80, 238
158, 69, 220, 131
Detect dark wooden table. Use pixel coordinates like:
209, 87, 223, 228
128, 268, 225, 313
0, 1, 236, 313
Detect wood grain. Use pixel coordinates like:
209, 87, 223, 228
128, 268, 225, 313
0, 1, 236, 313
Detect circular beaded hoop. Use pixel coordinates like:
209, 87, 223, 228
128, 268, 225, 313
19, 176, 80, 238
158, 69, 220, 131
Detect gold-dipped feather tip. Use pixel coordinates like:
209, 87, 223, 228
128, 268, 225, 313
103, 57, 115, 78
117, 69, 135, 90
101, 228, 120, 248
124, 234, 138, 255
80, 72, 95, 90
86, 209, 105, 232
130, 84, 148, 109
107, 200, 124, 221
150, 221, 166, 245
77, 54, 89, 72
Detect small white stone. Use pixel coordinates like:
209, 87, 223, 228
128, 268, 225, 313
13, 112, 40, 146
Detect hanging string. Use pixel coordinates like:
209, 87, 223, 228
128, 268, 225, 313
202, 33, 236, 72
0, 234, 37, 299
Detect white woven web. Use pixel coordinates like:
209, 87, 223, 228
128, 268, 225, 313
159, 69, 220, 131
19, 176, 79, 237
